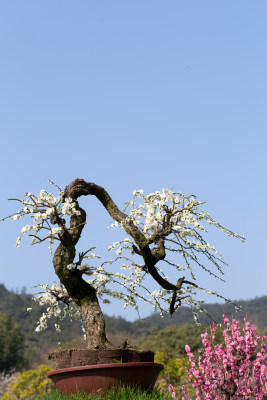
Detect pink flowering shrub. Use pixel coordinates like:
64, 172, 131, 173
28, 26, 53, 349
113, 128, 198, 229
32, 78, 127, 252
169, 315, 267, 400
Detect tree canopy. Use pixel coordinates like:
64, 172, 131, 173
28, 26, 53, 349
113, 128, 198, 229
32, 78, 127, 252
2, 179, 245, 348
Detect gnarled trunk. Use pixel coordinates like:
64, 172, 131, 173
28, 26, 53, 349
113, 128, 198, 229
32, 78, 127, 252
80, 299, 110, 348
53, 240, 111, 349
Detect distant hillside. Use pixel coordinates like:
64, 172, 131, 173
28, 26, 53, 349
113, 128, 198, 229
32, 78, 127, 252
1, 283, 266, 352
120, 295, 267, 337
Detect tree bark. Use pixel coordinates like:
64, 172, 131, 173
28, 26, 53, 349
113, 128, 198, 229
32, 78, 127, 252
53, 241, 113, 348
51, 195, 113, 349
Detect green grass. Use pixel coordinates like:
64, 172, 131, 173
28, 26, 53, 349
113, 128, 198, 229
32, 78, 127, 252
37, 385, 171, 400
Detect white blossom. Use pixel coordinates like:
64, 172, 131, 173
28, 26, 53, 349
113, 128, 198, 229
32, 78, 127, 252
51, 227, 62, 235
116, 247, 122, 256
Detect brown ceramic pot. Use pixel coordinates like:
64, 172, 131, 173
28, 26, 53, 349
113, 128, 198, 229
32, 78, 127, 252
47, 362, 164, 394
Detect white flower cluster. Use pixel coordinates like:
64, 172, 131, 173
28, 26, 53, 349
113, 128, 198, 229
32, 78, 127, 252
127, 189, 239, 242
107, 237, 133, 257
29, 274, 238, 338
61, 197, 81, 217
30, 283, 82, 337
6, 180, 81, 252
67, 263, 86, 271
104, 188, 245, 316
86, 263, 141, 305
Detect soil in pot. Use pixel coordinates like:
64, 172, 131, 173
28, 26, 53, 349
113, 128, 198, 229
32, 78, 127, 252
48, 348, 155, 369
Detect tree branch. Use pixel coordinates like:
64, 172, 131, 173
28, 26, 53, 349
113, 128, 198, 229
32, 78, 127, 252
63, 179, 180, 291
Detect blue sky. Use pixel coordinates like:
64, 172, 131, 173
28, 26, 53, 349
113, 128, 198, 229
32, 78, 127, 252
0, 1, 266, 321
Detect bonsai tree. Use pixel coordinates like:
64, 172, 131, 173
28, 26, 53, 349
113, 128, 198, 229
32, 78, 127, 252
2, 179, 244, 349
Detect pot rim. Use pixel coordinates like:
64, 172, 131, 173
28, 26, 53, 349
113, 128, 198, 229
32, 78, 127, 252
47, 362, 164, 376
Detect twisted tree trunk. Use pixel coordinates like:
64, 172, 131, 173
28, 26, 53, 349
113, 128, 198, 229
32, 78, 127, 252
53, 243, 110, 348
52, 189, 111, 349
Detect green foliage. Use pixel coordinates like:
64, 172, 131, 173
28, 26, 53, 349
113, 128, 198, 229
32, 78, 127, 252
138, 323, 204, 359
0, 312, 26, 372
155, 352, 195, 398
1, 364, 53, 400
155, 351, 188, 384
36, 385, 171, 399
138, 322, 226, 361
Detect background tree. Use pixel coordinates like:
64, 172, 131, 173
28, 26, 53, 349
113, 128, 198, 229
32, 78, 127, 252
3, 179, 244, 349
0, 312, 26, 372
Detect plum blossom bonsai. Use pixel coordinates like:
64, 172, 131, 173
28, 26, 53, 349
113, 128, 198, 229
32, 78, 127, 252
2, 179, 245, 350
